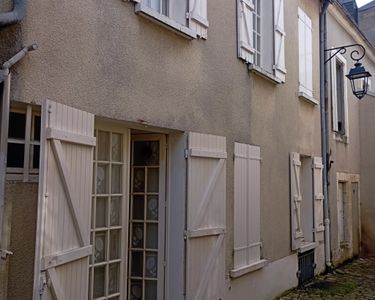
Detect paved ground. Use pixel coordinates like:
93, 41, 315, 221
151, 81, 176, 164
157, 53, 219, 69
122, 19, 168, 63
276, 257, 375, 300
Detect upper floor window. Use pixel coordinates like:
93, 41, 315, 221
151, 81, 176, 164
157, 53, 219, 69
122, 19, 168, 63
6, 103, 41, 182
130, 0, 208, 39
331, 53, 349, 141
237, 0, 286, 83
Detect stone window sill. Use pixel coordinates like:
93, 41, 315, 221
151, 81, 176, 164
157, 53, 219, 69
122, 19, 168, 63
230, 259, 268, 278
333, 132, 349, 144
298, 241, 319, 253
248, 64, 283, 84
298, 91, 319, 105
135, 3, 196, 39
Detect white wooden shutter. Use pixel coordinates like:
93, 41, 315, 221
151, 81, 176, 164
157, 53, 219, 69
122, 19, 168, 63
298, 8, 313, 97
313, 157, 324, 242
290, 152, 303, 250
237, 0, 255, 63
186, 132, 226, 300
331, 56, 339, 131
273, 0, 286, 82
188, 0, 209, 39
33, 100, 95, 300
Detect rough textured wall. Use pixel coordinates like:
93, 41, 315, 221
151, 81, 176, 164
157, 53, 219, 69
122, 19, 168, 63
359, 8, 375, 48
6, 182, 38, 300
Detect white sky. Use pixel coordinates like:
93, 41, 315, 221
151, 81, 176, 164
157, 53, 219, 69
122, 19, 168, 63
356, 0, 374, 7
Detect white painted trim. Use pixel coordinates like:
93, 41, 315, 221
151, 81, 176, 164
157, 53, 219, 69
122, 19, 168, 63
48, 268, 65, 300
188, 149, 227, 159
186, 227, 225, 238
230, 259, 268, 278
46, 128, 96, 146
298, 92, 319, 106
248, 64, 283, 84
298, 242, 318, 253
42, 245, 92, 270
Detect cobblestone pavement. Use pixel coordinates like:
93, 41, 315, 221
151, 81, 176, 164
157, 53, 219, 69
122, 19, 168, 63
276, 258, 375, 300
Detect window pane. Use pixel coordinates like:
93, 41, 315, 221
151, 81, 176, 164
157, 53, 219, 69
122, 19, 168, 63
111, 164, 122, 194
133, 195, 145, 220
97, 131, 110, 161
133, 168, 145, 193
130, 280, 142, 300
133, 141, 159, 166
147, 168, 159, 193
131, 251, 143, 277
146, 224, 158, 249
108, 263, 120, 295
94, 232, 107, 263
97, 164, 109, 194
112, 133, 122, 162
145, 252, 158, 278
110, 197, 121, 226
93, 266, 106, 298
8, 112, 26, 139
33, 115, 41, 141
110, 230, 121, 260
7, 143, 24, 168
146, 196, 158, 221
95, 197, 107, 228
145, 281, 157, 300
31, 145, 40, 169
131, 223, 144, 248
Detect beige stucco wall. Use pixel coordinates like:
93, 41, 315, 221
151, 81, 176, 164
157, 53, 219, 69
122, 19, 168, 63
0, 0, 322, 298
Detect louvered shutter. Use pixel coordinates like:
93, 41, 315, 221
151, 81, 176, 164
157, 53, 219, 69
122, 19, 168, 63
188, 0, 209, 39
233, 143, 264, 273
331, 56, 339, 131
298, 8, 313, 97
290, 152, 303, 250
33, 100, 95, 300
186, 132, 226, 300
273, 0, 286, 82
237, 0, 255, 63
313, 157, 324, 242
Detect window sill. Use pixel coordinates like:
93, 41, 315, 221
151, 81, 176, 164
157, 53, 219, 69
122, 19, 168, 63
230, 259, 268, 278
333, 132, 349, 144
135, 3, 197, 39
298, 242, 318, 253
248, 64, 282, 84
298, 91, 319, 105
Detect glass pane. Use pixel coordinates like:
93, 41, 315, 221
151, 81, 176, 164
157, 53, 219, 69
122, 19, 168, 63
93, 266, 106, 298
31, 145, 40, 169
146, 224, 158, 249
133, 141, 159, 166
33, 115, 41, 141
132, 195, 144, 220
110, 197, 121, 226
133, 168, 145, 193
145, 252, 158, 278
147, 168, 159, 193
89, 233, 93, 264
131, 223, 144, 248
108, 263, 120, 294
97, 131, 110, 161
94, 232, 106, 263
95, 197, 107, 228
131, 251, 143, 277
130, 280, 142, 300
8, 112, 26, 139
111, 164, 122, 194
96, 164, 109, 194
147, 196, 158, 221
112, 133, 122, 162
145, 281, 157, 300
110, 230, 121, 260
7, 143, 24, 168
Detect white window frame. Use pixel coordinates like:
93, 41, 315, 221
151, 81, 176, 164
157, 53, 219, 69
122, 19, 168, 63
331, 53, 349, 143
6, 103, 40, 182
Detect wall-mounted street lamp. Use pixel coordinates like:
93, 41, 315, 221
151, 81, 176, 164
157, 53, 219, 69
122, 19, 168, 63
325, 44, 372, 100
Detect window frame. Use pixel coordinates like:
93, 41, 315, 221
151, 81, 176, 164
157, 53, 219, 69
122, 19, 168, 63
6, 103, 41, 182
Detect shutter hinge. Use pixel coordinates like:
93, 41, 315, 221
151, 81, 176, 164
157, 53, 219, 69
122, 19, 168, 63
186, 12, 191, 19
184, 149, 189, 159
183, 230, 188, 240
39, 271, 48, 295
0, 249, 13, 260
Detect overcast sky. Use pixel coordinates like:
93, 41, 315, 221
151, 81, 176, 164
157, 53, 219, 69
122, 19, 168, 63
356, 0, 373, 7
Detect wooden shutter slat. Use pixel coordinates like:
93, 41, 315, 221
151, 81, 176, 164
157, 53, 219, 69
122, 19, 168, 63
42, 245, 93, 270
46, 127, 96, 146
290, 152, 303, 250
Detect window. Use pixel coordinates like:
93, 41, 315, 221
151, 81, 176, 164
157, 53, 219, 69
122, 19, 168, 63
237, 0, 286, 83
231, 143, 266, 278
6, 104, 41, 182
131, 0, 208, 39
298, 7, 314, 102
331, 54, 349, 140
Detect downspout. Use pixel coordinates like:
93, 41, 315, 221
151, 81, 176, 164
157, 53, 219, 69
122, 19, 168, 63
320, 0, 332, 270
0, 0, 27, 27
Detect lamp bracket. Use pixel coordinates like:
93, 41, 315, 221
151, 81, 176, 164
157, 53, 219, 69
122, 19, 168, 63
324, 43, 365, 64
